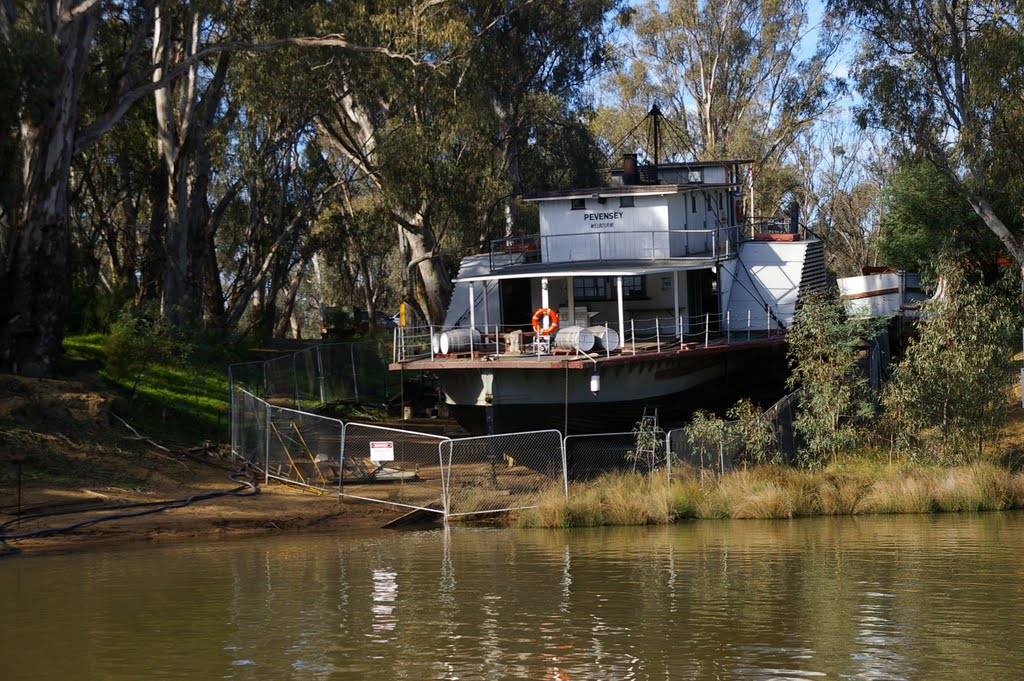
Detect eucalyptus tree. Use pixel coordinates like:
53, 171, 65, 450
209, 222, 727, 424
459, 0, 618, 236
843, 0, 1024, 296
0, 0, 448, 377
597, 0, 848, 214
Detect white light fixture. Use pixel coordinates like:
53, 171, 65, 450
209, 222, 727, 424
590, 371, 601, 394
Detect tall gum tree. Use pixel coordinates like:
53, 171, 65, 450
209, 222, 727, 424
843, 0, 1024, 298
0, 0, 451, 376
597, 0, 847, 213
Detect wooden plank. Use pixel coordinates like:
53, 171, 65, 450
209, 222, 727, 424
381, 507, 443, 528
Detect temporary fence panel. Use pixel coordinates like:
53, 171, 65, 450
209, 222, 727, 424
265, 405, 344, 492
318, 343, 359, 403
264, 354, 298, 405
441, 429, 565, 517
665, 424, 738, 476
563, 432, 665, 482
293, 346, 321, 407
231, 388, 268, 467
341, 423, 448, 514
228, 361, 267, 397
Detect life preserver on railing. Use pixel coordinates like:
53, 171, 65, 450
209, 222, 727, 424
531, 307, 559, 335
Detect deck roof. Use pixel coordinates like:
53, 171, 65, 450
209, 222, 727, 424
454, 257, 721, 283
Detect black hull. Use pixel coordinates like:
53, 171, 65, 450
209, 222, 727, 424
449, 348, 789, 435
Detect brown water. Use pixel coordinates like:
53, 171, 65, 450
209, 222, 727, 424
2, 514, 1023, 680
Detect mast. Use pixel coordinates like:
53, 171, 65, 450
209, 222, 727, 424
651, 103, 661, 168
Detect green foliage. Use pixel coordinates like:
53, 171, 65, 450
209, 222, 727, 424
786, 289, 879, 466
726, 398, 779, 466
875, 162, 1008, 278
626, 414, 664, 473
881, 272, 1019, 463
683, 409, 735, 471
78, 304, 235, 440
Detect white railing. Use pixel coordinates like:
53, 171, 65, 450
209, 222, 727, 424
394, 306, 783, 363
489, 226, 740, 270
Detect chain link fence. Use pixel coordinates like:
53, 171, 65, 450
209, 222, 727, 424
441, 430, 565, 517
564, 431, 668, 482
228, 340, 397, 411
231, 380, 803, 516
265, 405, 343, 492
665, 425, 739, 476
340, 423, 449, 514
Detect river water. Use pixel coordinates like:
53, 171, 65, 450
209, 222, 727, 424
3, 513, 1023, 680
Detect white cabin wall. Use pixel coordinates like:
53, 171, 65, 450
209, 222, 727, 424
726, 241, 813, 329
539, 196, 671, 261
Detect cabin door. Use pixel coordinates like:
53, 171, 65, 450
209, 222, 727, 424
687, 269, 720, 330
500, 279, 533, 332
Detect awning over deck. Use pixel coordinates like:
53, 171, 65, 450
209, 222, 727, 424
454, 258, 719, 283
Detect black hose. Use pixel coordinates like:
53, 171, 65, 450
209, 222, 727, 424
0, 467, 259, 545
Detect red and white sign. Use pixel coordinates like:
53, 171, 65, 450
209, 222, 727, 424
369, 441, 394, 462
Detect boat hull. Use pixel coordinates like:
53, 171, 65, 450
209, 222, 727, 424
439, 343, 788, 434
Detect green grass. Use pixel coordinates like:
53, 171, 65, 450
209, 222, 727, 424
63, 333, 232, 444
514, 462, 1024, 528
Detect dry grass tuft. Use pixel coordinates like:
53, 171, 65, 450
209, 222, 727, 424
514, 461, 1024, 528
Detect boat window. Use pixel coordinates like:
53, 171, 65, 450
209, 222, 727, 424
573, 276, 607, 301
691, 194, 698, 213
571, 198, 586, 210
619, 196, 634, 208
623, 276, 646, 298
574, 276, 647, 301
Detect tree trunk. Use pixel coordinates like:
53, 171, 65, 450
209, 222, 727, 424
0, 4, 99, 376
398, 216, 450, 324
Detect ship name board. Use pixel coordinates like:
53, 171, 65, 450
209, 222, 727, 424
583, 211, 623, 229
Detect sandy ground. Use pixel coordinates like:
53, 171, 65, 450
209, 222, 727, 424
0, 374, 420, 555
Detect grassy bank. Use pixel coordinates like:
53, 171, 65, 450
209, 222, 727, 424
515, 462, 1024, 528
62, 333, 232, 442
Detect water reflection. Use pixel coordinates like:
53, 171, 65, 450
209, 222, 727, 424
2, 514, 1024, 680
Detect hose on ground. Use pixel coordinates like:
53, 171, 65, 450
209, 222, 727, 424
0, 467, 260, 546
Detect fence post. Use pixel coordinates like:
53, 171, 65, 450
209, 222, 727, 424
292, 354, 300, 409
339, 422, 347, 497
665, 429, 672, 482
656, 320, 661, 352
317, 346, 326, 405
726, 310, 731, 344
561, 435, 569, 497
350, 343, 359, 402
264, 402, 272, 485
630, 319, 635, 354
705, 313, 710, 347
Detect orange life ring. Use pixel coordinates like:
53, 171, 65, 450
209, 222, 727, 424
531, 307, 559, 335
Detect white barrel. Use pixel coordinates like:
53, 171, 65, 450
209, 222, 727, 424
439, 329, 482, 354
588, 325, 620, 352
553, 326, 595, 352
430, 332, 440, 355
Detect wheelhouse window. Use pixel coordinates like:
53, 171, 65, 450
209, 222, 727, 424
619, 196, 634, 208
570, 198, 586, 210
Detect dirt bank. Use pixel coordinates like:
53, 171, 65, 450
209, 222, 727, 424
0, 374, 413, 555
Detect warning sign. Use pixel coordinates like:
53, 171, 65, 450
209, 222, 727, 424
369, 441, 395, 462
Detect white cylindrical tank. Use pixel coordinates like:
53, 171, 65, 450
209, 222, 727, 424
588, 325, 620, 352
439, 329, 482, 354
553, 326, 595, 352
430, 332, 440, 355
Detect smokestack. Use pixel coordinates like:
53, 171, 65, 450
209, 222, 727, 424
622, 153, 640, 185
789, 200, 800, 234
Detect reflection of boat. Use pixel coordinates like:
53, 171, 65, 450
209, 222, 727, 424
390, 112, 826, 434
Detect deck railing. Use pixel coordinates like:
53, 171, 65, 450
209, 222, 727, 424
488, 226, 740, 271
394, 307, 783, 363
